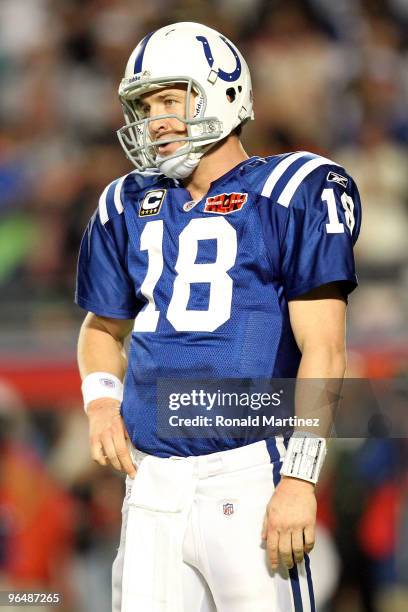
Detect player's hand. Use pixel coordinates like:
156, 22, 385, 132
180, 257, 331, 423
87, 397, 137, 479
262, 476, 316, 571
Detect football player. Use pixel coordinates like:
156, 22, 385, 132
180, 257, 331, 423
76, 22, 361, 612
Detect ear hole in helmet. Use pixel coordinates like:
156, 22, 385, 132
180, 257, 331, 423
226, 87, 236, 102
238, 85, 242, 93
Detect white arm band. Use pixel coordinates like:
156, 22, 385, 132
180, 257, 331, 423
81, 372, 124, 413
280, 431, 327, 485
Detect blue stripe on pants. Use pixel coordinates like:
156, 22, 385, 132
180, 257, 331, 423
289, 565, 303, 611
304, 553, 316, 612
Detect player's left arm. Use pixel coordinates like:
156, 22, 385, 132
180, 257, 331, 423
260, 161, 361, 570
262, 282, 347, 571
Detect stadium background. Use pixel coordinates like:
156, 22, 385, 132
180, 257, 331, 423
0, 0, 407, 610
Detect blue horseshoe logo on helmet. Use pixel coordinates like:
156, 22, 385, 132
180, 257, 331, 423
196, 36, 242, 81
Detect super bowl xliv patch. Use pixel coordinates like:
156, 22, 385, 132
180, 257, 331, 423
327, 171, 348, 189
204, 192, 248, 215
139, 189, 166, 217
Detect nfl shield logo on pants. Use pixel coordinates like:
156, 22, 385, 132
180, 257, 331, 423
223, 502, 234, 516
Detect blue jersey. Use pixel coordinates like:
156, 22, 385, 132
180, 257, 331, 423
76, 152, 361, 458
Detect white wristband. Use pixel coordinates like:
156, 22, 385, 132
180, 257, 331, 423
280, 431, 327, 485
81, 372, 124, 413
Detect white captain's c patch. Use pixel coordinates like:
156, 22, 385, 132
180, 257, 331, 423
139, 189, 166, 217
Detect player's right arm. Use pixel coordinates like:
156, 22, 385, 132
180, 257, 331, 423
75, 178, 141, 478
78, 313, 136, 478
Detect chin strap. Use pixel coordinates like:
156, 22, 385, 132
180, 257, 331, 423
156, 136, 219, 179
156, 148, 203, 179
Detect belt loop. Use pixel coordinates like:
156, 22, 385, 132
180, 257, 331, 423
198, 456, 207, 479
208, 455, 224, 475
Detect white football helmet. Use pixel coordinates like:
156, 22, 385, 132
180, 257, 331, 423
117, 22, 254, 179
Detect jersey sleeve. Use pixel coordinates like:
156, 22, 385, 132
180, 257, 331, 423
279, 165, 361, 300
75, 184, 141, 319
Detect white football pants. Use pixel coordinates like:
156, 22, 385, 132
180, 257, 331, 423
112, 440, 315, 612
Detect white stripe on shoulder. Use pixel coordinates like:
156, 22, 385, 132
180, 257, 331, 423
98, 183, 111, 225
277, 155, 339, 208
114, 175, 126, 214
261, 152, 309, 198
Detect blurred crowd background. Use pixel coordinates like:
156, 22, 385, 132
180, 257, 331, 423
0, 0, 407, 611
